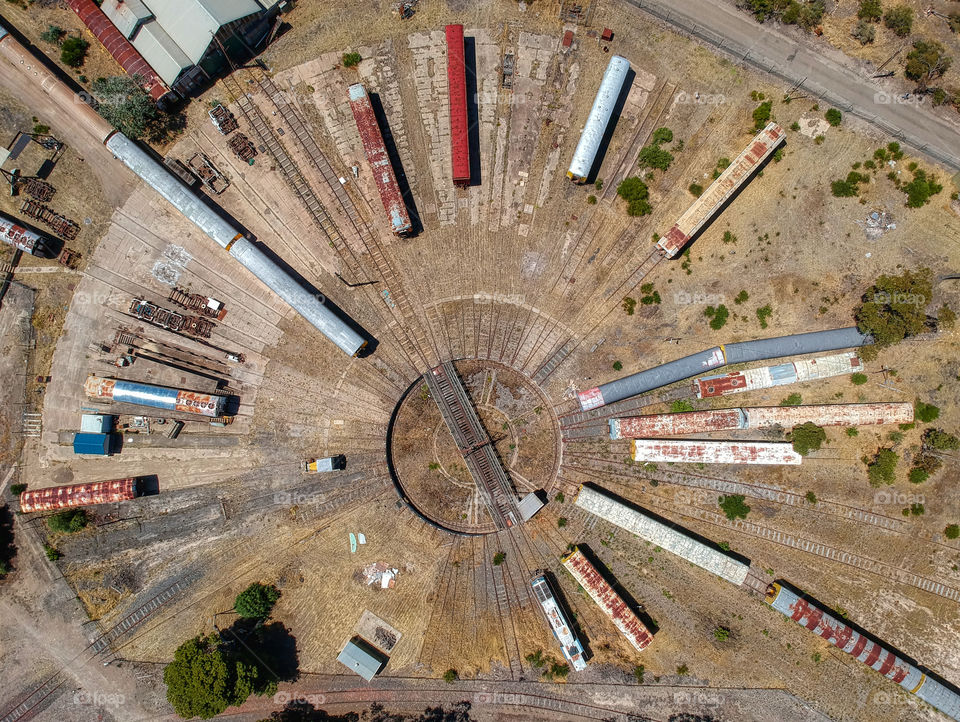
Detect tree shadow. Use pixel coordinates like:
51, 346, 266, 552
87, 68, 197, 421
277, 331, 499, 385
0, 505, 16, 574
224, 619, 300, 684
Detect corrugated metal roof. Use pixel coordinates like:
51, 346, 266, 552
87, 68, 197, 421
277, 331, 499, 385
576, 485, 749, 585
517, 492, 544, 521
567, 56, 630, 181
724, 327, 872, 365
140, 0, 262, 64
445, 25, 470, 185
131, 20, 193, 86
562, 548, 652, 652
101, 0, 152, 39
73, 433, 111, 456
610, 409, 746, 439
337, 638, 384, 681
631, 439, 801, 465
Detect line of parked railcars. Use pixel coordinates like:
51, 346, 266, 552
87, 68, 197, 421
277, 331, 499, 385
630, 438, 802, 465
577, 327, 872, 411
531, 574, 588, 671
561, 546, 653, 652
348, 83, 413, 237
0, 22, 366, 357
19, 477, 138, 513
609, 402, 914, 439
0, 211, 52, 257
84, 376, 227, 418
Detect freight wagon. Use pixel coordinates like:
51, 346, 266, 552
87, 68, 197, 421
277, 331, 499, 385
766, 582, 960, 721
348, 83, 413, 236
694, 351, 861, 399
531, 574, 588, 671
84, 376, 228, 418
561, 547, 653, 652
567, 55, 631, 182
610, 402, 913, 439
656, 122, 786, 258
304, 455, 346, 473
445, 25, 471, 187
0, 211, 51, 256
575, 484, 750, 585
20, 477, 137, 513
630, 439, 802, 465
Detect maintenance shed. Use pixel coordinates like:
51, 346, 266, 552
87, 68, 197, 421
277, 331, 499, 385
337, 637, 386, 681
73, 432, 113, 456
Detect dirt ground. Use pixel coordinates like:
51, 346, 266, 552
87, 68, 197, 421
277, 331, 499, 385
1, 1, 960, 721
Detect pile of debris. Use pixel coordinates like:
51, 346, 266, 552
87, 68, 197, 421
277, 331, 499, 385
19, 200, 80, 240
358, 561, 398, 589
856, 208, 896, 240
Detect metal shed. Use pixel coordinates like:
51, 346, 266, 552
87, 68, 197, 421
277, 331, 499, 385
337, 637, 386, 681
73, 433, 112, 456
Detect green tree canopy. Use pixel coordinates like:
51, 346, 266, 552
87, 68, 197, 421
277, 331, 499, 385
60, 35, 89, 67
791, 422, 827, 456
904, 40, 953, 89
91, 75, 161, 141
854, 269, 932, 348
48, 508, 88, 533
235, 582, 281, 620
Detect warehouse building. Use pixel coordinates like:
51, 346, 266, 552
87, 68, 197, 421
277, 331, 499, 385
98, 0, 277, 94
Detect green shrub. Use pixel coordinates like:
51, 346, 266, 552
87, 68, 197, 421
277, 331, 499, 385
704, 304, 729, 330
48, 508, 88, 533
790, 121, 801, 131
44, 544, 61, 561
923, 428, 959, 451
443, 669, 458, 683
688, 183, 703, 196
780, 393, 802, 407
883, 6, 913, 36
723, 230, 738, 244
622, 297, 637, 315
755, 304, 773, 328
718, 494, 751, 520
908, 468, 929, 484
613, 361, 623, 371
617, 177, 652, 216
342, 52, 362, 68
734, 290, 749, 305
637, 145, 674, 171
557, 517, 568, 528
587, 194, 597, 204
851, 372, 868, 385
41, 25, 65, 44
634, 664, 645, 683
846, 427, 859, 437
901, 168, 943, 208
493, 552, 506, 565
714, 626, 731, 642
858, 0, 882, 21
234, 582, 280, 620
945, 525, 960, 540
791, 422, 826, 456
671, 400, 695, 413
10, 483, 26, 496
805, 491, 817, 504
866, 448, 898, 486
855, 269, 932, 348
825, 108, 842, 126
915, 400, 940, 423
60, 35, 89, 67
752, 100, 773, 130
938, 305, 957, 330
652, 127, 673, 145
677, 664, 689, 676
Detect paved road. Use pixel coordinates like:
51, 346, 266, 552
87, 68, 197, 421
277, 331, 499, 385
625, 0, 960, 172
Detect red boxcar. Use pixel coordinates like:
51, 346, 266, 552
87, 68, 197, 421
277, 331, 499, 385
445, 25, 470, 187
348, 83, 413, 236
20, 478, 138, 513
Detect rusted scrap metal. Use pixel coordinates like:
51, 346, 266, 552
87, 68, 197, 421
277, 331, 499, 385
226, 133, 257, 162
19, 200, 80, 240
187, 153, 230, 195
394, 0, 419, 19
209, 104, 238, 135
58, 247, 81, 268
129, 298, 214, 338
20, 177, 55, 201
168, 287, 227, 319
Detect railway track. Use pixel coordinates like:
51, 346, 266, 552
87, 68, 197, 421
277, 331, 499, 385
425, 362, 519, 529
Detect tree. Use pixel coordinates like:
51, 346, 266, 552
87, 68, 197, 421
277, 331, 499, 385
914, 400, 940, 423
9, 484, 26, 496
945, 525, 960, 540
60, 35, 89, 67
858, 0, 882, 21
752, 100, 773, 130
637, 145, 673, 171
342, 52, 362, 68
883, 6, 913, 37
651, 127, 673, 145
901, 167, 943, 208
235, 583, 280, 620
866, 448, 898, 486
854, 269, 932, 348
923, 428, 959, 451
719, 494, 751, 521
164, 633, 276, 719
852, 20, 876, 45
90, 76, 160, 141
824, 109, 842, 126
904, 40, 952, 89
791, 422, 826, 456
48, 508, 88, 533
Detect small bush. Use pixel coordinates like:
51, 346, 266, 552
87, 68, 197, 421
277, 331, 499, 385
805, 491, 817, 504
866, 448, 898, 486
586, 194, 597, 204
557, 517, 568, 528
41, 25, 65, 44
734, 290, 749, 305
637, 145, 673, 172
851, 372, 868, 385
612, 361, 623, 371
677, 664, 689, 676
652, 127, 674, 145
852, 21, 877, 45
704, 304, 729, 330
846, 427, 859, 437
790, 121, 801, 131
44, 544, 61, 561
671, 400, 695, 413
554, 492, 565, 503
908, 468, 929, 484
634, 664, 645, 683
234, 582, 280, 620
825, 108, 842, 126
752, 100, 773, 130
443, 669, 458, 683
10, 483, 27, 496
938, 305, 957, 330
32, 123, 50, 135
792, 422, 826, 456
755, 304, 773, 328
60, 35, 89, 67
923, 428, 959, 451
493, 552, 506, 566
780, 393, 802, 407
342, 52, 362, 68
945, 525, 960, 540
883, 6, 913, 36
858, 0, 882, 21
617, 177, 652, 216
622, 297, 637, 315
902, 168, 943, 208
718, 494, 751, 520
714, 626, 731, 642
723, 230, 738, 244
688, 183, 704, 197
915, 400, 940, 423
48, 508, 88, 534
